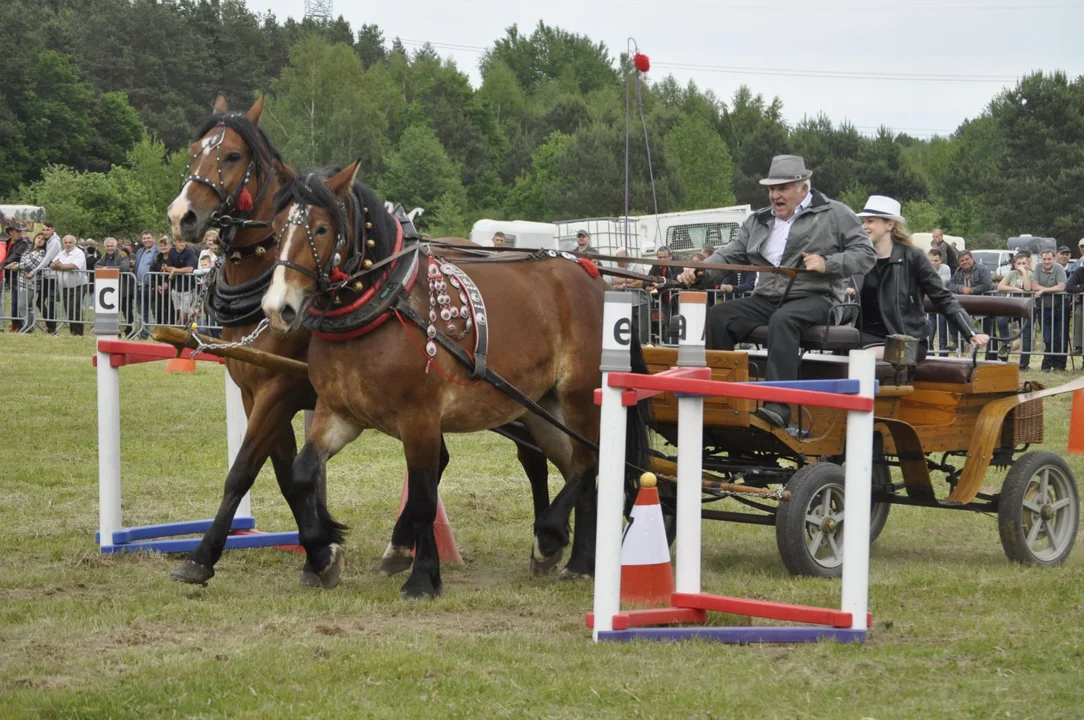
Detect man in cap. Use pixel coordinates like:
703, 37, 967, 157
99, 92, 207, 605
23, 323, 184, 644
676, 155, 875, 429
3, 222, 30, 331
574, 229, 595, 255
1057, 246, 1072, 269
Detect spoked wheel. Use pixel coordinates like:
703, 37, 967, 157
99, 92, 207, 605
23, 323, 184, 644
776, 463, 847, 577
868, 464, 892, 544
998, 452, 1079, 567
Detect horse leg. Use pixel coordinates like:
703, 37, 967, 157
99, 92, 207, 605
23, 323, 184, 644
266, 425, 327, 588
285, 405, 360, 589
171, 393, 292, 585
381, 436, 450, 576
529, 392, 601, 579
398, 428, 444, 599
502, 422, 551, 520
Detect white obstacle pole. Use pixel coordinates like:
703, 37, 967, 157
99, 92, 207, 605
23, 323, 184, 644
592, 292, 633, 640
95, 268, 123, 551
841, 349, 876, 631
674, 292, 706, 596
224, 371, 252, 519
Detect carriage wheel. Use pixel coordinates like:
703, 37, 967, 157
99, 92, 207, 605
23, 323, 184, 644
775, 462, 888, 578
868, 464, 892, 544
998, 452, 1079, 567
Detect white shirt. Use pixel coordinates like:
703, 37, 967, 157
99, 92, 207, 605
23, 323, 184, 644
937, 265, 951, 286
55, 246, 87, 288
763, 191, 813, 267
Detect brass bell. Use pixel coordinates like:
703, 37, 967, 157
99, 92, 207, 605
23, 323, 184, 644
353, 281, 364, 292
333, 296, 343, 305
230, 251, 242, 263
363, 207, 368, 213
367, 239, 375, 248
363, 259, 373, 269
255, 246, 266, 256
365, 221, 373, 230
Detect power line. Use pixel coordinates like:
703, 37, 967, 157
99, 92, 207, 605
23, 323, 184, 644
398, 39, 1022, 84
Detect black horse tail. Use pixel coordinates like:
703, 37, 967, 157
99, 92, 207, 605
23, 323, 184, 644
623, 330, 654, 517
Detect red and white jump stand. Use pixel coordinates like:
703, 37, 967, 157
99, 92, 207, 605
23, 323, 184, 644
591, 291, 876, 643
92, 267, 299, 554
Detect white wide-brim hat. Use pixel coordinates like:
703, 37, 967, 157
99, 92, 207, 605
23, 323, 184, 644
856, 195, 904, 223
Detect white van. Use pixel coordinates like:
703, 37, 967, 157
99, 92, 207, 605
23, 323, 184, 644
469, 219, 559, 250
911, 232, 966, 253
555, 205, 753, 260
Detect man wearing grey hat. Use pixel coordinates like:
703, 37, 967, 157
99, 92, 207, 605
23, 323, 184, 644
677, 155, 875, 429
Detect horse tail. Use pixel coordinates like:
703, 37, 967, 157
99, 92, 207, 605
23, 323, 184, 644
623, 329, 654, 516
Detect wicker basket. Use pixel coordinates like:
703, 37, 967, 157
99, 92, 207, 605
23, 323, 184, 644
1001, 382, 1045, 447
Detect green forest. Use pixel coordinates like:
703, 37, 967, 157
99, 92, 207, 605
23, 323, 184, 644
2, 0, 1082, 245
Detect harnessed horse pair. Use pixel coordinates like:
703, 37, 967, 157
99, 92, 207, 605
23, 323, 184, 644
167, 97, 647, 597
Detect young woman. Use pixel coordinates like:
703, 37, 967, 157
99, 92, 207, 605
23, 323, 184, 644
18, 233, 47, 330
854, 196, 989, 361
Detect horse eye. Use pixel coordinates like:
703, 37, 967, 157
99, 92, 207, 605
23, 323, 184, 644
225, 152, 242, 162
316, 225, 329, 236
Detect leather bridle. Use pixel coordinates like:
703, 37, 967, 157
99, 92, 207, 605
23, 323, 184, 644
181, 122, 274, 250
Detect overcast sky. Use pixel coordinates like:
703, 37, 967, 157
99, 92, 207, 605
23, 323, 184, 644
247, 0, 1083, 138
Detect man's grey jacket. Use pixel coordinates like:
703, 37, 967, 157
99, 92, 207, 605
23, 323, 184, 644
703, 190, 876, 302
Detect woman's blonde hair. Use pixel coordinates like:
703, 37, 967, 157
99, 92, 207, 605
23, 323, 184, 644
888, 219, 912, 247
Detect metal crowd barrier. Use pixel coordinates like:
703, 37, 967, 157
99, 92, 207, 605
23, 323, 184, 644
0, 269, 222, 338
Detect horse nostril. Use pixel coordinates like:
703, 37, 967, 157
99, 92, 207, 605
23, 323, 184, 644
180, 210, 197, 229
280, 306, 296, 325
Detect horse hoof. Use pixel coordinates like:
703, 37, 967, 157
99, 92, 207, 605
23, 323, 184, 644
316, 544, 346, 590
171, 560, 214, 586
400, 579, 441, 600
380, 544, 413, 576
529, 547, 564, 577
558, 567, 593, 581
299, 568, 322, 588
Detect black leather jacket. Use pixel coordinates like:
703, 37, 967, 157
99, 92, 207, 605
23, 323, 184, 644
856, 242, 976, 344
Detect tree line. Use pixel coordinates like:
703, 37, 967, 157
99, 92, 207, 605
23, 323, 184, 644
2, 0, 1081, 246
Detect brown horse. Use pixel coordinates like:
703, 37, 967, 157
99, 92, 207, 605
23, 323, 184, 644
261, 163, 650, 598
164, 97, 551, 587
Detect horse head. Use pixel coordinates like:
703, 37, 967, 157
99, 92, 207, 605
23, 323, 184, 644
166, 95, 288, 249
262, 160, 398, 333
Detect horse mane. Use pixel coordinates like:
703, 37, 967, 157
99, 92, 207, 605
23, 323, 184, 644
194, 111, 283, 191
273, 168, 399, 264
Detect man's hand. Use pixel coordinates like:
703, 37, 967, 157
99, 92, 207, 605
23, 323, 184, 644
844, 287, 855, 296
720, 284, 733, 293
1034, 287, 1045, 297
970, 333, 990, 348
676, 268, 700, 286
801, 252, 826, 273
961, 287, 974, 295
49, 260, 61, 270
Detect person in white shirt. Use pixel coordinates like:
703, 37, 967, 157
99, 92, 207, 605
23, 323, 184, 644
50, 235, 88, 335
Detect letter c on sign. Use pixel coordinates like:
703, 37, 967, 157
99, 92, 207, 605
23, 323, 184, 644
613, 317, 632, 346
99, 286, 116, 311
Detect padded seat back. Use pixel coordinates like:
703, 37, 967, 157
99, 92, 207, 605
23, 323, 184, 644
923, 294, 1033, 318
746, 324, 862, 352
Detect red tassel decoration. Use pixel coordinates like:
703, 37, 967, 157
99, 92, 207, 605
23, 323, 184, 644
633, 52, 650, 73
236, 188, 253, 212
330, 268, 348, 284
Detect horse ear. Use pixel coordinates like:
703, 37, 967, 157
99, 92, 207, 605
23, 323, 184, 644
245, 95, 265, 126
213, 95, 229, 114
274, 159, 295, 187
324, 160, 361, 196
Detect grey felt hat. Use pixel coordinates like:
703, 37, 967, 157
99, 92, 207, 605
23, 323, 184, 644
759, 155, 813, 186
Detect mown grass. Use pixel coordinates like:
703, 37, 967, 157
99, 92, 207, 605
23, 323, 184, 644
1, 333, 1082, 719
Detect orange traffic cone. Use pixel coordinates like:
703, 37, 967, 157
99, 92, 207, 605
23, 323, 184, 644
165, 357, 196, 374
397, 472, 464, 564
620, 472, 674, 607
1069, 391, 1084, 455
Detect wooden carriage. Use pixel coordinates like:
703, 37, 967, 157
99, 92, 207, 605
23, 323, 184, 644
644, 294, 1082, 575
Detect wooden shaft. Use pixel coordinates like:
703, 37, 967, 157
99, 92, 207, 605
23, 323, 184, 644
150, 326, 309, 378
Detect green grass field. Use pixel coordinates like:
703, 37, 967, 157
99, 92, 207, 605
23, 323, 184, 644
1, 333, 1083, 719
